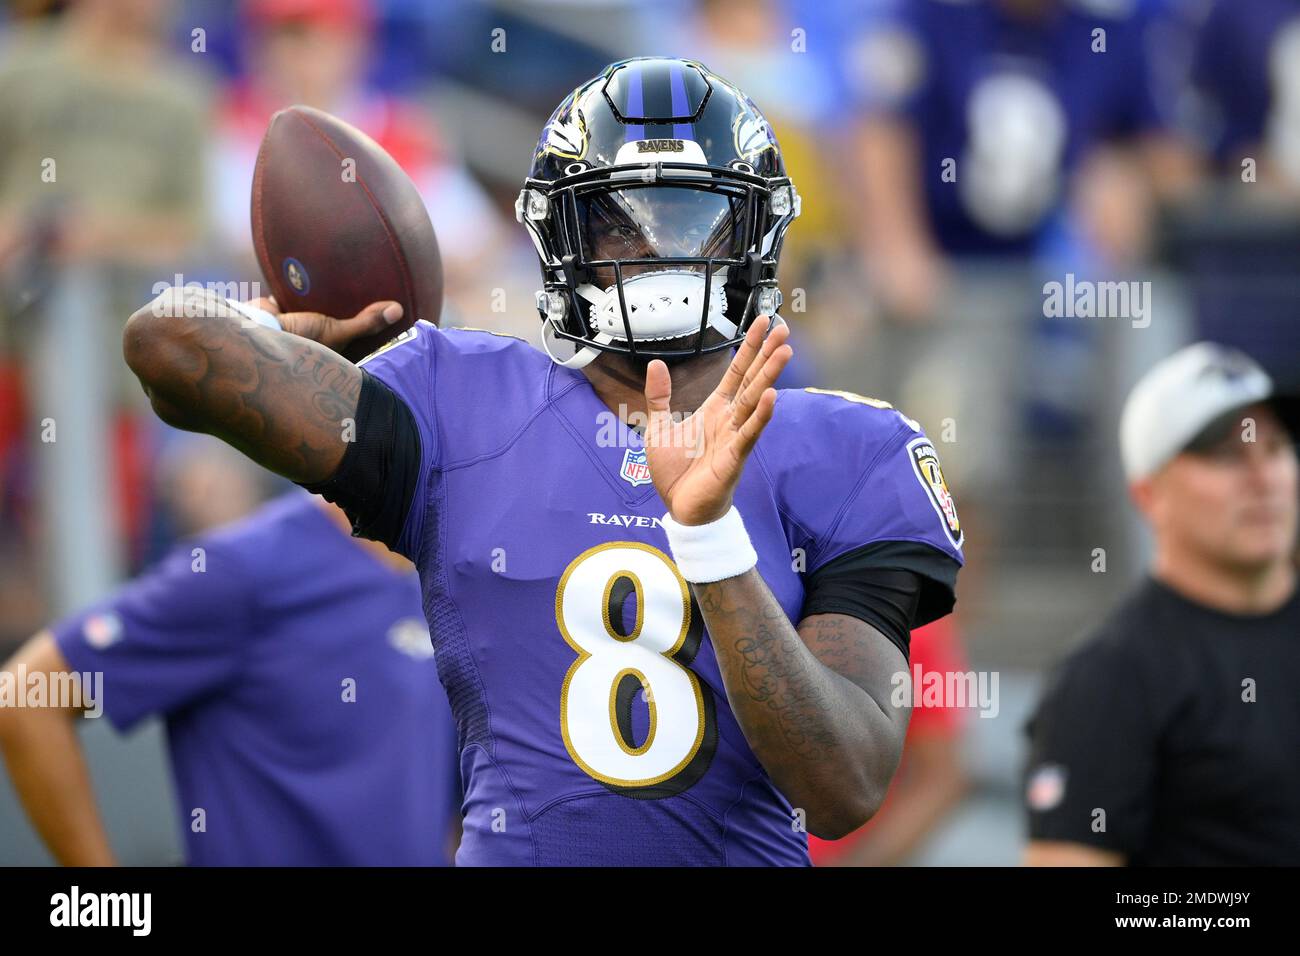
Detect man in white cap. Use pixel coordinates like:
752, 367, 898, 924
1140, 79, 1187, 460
1023, 342, 1300, 866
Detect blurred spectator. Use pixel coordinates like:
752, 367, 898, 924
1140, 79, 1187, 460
0, 0, 211, 275
810, 618, 970, 866
828, 0, 1204, 566
1025, 344, 1300, 865
0, 491, 461, 866
0, 0, 215, 648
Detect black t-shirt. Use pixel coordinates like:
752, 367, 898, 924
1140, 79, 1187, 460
1024, 577, 1300, 865
304, 373, 961, 659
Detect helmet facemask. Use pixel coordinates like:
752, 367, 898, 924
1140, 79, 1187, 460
579, 182, 742, 344
520, 161, 798, 368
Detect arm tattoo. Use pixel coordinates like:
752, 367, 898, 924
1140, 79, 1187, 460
733, 602, 838, 762
694, 575, 844, 764
691, 570, 909, 834
123, 292, 361, 483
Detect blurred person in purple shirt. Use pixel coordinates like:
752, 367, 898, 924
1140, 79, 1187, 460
849, 0, 1199, 320
0, 490, 460, 866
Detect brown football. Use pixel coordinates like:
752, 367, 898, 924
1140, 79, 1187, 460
251, 105, 442, 361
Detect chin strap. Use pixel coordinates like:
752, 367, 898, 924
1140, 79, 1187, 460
541, 320, 610, 369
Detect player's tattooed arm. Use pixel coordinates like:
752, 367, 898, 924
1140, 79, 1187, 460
694, 575, 908, 840
122, 286, 401, 483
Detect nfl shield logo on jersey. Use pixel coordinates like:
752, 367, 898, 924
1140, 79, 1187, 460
620, 448, 653, 487
1026, 763, 1067, 811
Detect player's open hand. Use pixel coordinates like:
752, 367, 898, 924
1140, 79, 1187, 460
643, 316, 792, 526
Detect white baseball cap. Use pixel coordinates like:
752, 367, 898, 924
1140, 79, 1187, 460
1119, 342, 1277, 481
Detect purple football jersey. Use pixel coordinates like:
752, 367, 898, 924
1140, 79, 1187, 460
360, 321, 964, 866
53, 491, 459, 866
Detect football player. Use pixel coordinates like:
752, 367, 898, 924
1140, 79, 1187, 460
121, 58, 964, 866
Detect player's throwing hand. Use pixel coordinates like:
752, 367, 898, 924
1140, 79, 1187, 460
643, 316, 793, 527
241, 296, 404, 355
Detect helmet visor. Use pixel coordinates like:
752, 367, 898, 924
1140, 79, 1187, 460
575, 185, 748, 266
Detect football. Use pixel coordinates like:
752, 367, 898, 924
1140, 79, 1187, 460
250, 105, 442, 362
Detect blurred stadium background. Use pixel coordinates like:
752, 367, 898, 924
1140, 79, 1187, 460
1, 0, 1297, 865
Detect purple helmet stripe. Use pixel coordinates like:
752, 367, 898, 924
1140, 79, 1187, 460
625, 62, 646, 141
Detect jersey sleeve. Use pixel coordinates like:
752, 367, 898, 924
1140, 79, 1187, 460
848, 429, 962, 564
768, 389, 964, 629
50, 539, 254, 733
1023, 638, 1157, 855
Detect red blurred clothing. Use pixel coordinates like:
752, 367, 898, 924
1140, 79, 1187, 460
0, 361, 24, 479
243, 0, 373, 32
219, 82, 444, 180
808, 616, 968, 865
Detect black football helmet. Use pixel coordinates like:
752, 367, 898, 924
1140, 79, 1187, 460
517, 57, 800, 367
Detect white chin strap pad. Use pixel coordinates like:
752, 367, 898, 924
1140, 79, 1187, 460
585, 270, 735, 342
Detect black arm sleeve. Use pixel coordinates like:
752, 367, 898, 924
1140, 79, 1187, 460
800, 540, 960, 660
299, 369, 421, 551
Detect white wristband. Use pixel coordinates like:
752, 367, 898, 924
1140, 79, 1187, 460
661, 506, 758, 583
225, 297, 282, 331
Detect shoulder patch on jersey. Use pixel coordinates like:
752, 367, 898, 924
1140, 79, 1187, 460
907, 436, 963, 549
357, 324, 419, 366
